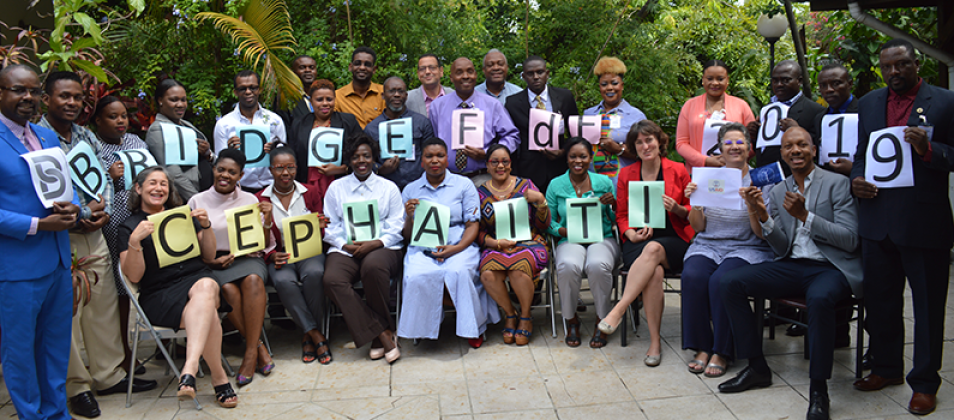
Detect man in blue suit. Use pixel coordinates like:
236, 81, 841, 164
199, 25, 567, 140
0, 64, 79, 420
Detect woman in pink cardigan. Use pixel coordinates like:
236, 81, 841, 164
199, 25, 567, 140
675, 60, 756, 171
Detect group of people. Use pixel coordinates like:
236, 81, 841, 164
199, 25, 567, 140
0, 37, 950, 420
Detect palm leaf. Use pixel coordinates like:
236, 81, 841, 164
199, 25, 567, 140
196, 0, 301, 110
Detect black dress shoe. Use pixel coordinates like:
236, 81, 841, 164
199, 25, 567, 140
69, 391, 100, 418
718, 366, 773, 393
97, 377, 158, 396
786, 324, 807, 337
807, 390, 830, 420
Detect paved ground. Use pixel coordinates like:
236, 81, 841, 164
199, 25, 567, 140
2, 274, 953, 420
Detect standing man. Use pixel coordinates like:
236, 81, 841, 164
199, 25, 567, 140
506, 55, 578, 193
851, 39, 954, 416
38, 71, 157, 418
429, 57, 519, 185
213, 69, 287, 193
0, 64, 79, 420
365, 76, 435, 190
276, 54, 318, 130
406, 54, 452, 117
475, 49, 522, 105
336, 46, 384, 128
813, 63, 858, 177
747, 60, 826, 175
719, 127, 860, 420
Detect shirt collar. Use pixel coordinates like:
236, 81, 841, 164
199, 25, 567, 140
0, 111, 28, 139
39, 115, 87, 144
771, 91, 803, 106
528, 86, 550, 104
828, 95, 854, 115
597, 99, 630, 114
341, 82, 382, 97
262, 180, 308, 198
887, 77, 923, 102
348, 172, 379, 192
420, 171, 452, 191
422, 85, 446, 101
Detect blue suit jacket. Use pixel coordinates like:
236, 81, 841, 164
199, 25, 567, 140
0, 121, 76, 281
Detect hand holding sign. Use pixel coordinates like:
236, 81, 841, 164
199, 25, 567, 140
148, 205, 201, 268
566, 197, 602, 243
308, 127, 344, 167
410, 200, 450, 248
22, 148, 74, 209
237, 125, 270, 168
528, 109, 561, 151
492, 197, 532, 242
451, 108, 484, 150
160, 123, 199, 166
282, 213, 323, 264
379, 118, 413, 159
627, 181, 665, 229
224, 203, 266, 257
757, 103, 790, 148
689, 167, 743, 210
750, 162, 784, 188
114, 149, 158, 190
568, 115, 601, 144
65, 141, 107, 201
865, 126, 914, 188
819, 114, 859, 165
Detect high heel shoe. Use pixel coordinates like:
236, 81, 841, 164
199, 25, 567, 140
384, 334, 401, 364
256, 341, 275, 376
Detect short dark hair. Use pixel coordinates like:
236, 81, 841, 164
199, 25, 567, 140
155, 78, 185, 104
819, 63, 853, 83
308, 79, 336, 96
419, 53, 441, 67
485, 143, 511, 160
774, 59, 802, 78
702, 59, 729, 74
215, 148, 247, 170
43, 71, 82, 95
128, 166, 183, 211
626, 120, 670, 160
352, 46, 377, 63
269, 146, 296, 165
0, 64, 35, 82
563, 137, 592, 157
881, 38, 918, 60
292, 55, 315, 65
523, 55, 546, 68
421, 137, 447, 152
93, 96, 123, 120
234, 70, 261, 89
342, 132, 380, 165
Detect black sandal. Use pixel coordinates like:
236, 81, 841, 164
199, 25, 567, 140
302, 339, 318, 363
590, 319, 608, 348
565, 321, 581, 347
213, 383, 238, 408
176, 374, 196, 400
314, 341, 333, 365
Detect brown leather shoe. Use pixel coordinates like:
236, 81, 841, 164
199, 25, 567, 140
853, 374, 904, 391
908, 392, 936, 415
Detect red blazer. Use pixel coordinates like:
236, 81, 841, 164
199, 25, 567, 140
615, 157, 694, 243
256, 181, 328, 261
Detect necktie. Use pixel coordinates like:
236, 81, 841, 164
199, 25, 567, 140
456, 102, 470, 171
535, 95, 546, 110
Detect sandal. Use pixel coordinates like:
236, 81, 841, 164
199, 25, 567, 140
314, 341, 333, 365
515, 317, 533, 346
302, 339, 318, 364
213, 383, 238, 408
176, 374, 196, 400
502, 314, 517, 344
565, 320, 581, 348
704, 362, 727, 378
589, 320, 607, 348
688, 352, 710, 374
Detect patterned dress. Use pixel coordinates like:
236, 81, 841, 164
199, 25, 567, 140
477, 177, 551, 283
98, 132, 149, 296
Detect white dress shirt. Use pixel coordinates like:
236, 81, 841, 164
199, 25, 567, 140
212, 104, 287, 190
323, 172, 405, 257
760, 168, 826, 262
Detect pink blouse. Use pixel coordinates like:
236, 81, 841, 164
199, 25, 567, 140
675, 94, 756, 170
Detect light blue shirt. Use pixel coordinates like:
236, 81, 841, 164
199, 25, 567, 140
475, 81, 523, 105
583, 99, 646, 167
402, 171, 480, 249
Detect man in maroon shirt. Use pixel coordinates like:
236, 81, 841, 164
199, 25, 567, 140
851, 38, 954, 416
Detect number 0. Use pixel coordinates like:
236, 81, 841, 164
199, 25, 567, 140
761, 106, 783, 141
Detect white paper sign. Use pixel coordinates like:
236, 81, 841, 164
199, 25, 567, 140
701, 119, 732, 156
378, 118, 413, 159
65, 141, 107, 200
22, 148, 74, 208
308, 127, 344, 167
160, 123, 199, 166
865, 126, 914, 188
528, 108, 561, 151
568, 115, 601, 144
451, 108, 484, 150
758, 103, 790, 148
114, 149, 158, 190
819, 114, 858, 165
690, 167, 744, 210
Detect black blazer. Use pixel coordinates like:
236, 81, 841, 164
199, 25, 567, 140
289, 111, 363, 184
851, 82, 954, 249
506, 86, 579, 193
275, 96, 312, 132
755, 95, 826, 175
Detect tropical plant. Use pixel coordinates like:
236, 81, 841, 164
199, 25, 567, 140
196, 0, 302, 111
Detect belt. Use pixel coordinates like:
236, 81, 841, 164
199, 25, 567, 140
460, 168, 488, 178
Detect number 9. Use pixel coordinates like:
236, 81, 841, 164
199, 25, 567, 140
872, 133, 903, 182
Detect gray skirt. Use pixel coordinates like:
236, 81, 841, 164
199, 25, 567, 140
211, 254, 268, 286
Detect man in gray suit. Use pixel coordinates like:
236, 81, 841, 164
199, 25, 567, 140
406, 54, 452, 117
717, 127, 861, 420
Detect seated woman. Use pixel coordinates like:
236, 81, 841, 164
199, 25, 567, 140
187, 149, 273, 386
546, 137, 619, 348
598, 120, 693, 367
398, 138, 498, 347
477, 145, 551, 346
323, 133, 404, 363
289, 79, 363, 188
118, 167, 237, 408
256, 147, 332, 364
681, 123, 773, 377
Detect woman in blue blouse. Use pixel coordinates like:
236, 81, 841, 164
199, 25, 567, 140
546, 137, 619, 348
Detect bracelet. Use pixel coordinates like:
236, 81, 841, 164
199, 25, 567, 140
264, 223, 273, 230
201, 223, 212, 229
128, 242, 142, 252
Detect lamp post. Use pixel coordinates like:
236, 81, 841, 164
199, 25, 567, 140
757, 13, 788, 80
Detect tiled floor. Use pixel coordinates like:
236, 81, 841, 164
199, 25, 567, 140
3, 274, 954, 420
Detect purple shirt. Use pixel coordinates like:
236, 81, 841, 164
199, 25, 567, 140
428, 90, 520, 174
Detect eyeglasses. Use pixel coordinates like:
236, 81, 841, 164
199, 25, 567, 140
352, 60, 374, 68
270, 165, 297, 173
723, 139, 746, 145
236, 85, 260, 92
489, 159, 511, 167
0, 86, 42, 97
418, 65, 439, 72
